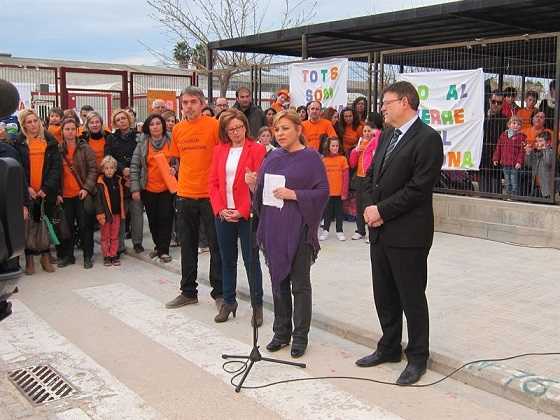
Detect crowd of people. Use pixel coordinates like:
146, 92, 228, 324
0, 80, 558, 373
477, 82, 559, 199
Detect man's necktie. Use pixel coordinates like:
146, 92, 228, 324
382, 128, 402, 168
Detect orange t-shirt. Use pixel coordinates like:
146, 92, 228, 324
28, 137, 47, 192
342, 125, 363, 153
47, 125, 62, 144
169, 116, 219, 198
62, 144, 81, 198
517, 108, 536, 129
88, 137, 106, 169
145, 142, 172, 193
302, 119, 337, 151
323, 154, 348, 197
522, 127, 553, 147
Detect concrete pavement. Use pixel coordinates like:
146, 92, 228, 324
0, 253, 555, 419
129, 218, 560, 417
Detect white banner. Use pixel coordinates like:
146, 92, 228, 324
289, 58, 348, 110
399, 69, 485, 170
13, 83, 33, 115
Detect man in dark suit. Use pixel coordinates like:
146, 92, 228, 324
355, 81, 443, 385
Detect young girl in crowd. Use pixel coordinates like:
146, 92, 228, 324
319, 137, 349, 241
349, 115, 383, 242
46, 107, 64, 144
256, 126, 276, 155
493, 115, 526, 196
96, 155, 125, 266
337, 107, 363, 154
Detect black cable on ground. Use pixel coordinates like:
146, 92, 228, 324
222, 352, 560, 390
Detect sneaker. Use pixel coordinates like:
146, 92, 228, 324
351, 232, 364, 240
165, 294, 198, 309
159, 254, 172, 263
336, 232, 346, 241
319, 230, 329, 241
133, 244, 145, 254
103, 257, 112, 266
112, 257, 121, 266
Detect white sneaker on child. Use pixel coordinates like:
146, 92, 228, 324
336, 232, 346, 241
319, 230, 329, 241
351, 232, 364, 240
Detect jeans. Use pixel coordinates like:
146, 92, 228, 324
176, 197, 222, 299
215, 217, 263, 306
141, 190, 174, 256
272, 230, 313, 346
119, 197, 144, 252
502, 167, 519, 195
61, 196, 94, 260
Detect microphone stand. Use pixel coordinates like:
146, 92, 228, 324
221, 214, 306, 393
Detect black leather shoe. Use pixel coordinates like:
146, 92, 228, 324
266, 337, 290, 352
83, 258, 93, 269
355, 351, 401, 367
396, 362, 427, 386
57, 257, 75, 268
290, 343, 307, 358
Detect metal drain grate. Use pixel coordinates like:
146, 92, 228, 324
8, 365, 76, 405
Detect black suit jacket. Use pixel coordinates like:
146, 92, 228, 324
363, 118, 443, 248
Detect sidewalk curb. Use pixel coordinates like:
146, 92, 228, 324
126, 249, 560, 418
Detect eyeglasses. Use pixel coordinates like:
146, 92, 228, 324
382, 97, 403, 107
227, 125, 245, 133
491, 100, 503, 105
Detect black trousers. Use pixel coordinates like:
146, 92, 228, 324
354, 177, 368, 236
272, 231, 312, 345
322, 196, 343, 232
370, 239, 430, 363
61, 197, 94, 260
141, 190, 174, 256
176, 197, 222, 299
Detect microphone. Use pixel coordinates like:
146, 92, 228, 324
0, 79, 20, 120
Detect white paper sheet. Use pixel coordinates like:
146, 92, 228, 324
263, 173, 286, 209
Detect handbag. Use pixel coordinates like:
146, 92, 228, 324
25, 201, 52, 252
62, 151, 96, 215
50, 204, 71, 241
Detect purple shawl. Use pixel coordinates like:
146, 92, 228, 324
255, 147, 329, 292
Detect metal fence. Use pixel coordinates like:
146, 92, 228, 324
381, 33, 559, 204
130, 72, 194, 122
0, 64, 58, 123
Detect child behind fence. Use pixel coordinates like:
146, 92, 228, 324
525, 131, 555, 199
492, 115, 526, 196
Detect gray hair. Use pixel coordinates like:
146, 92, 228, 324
180, 86, 206, 103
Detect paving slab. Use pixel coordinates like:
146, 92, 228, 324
119, 218, 560, 417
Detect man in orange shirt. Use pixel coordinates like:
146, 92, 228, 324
166, 87, 223, 309
302, 101, 337, 152
522, 111, 552, 147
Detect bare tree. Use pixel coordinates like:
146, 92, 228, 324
147, 0, 318, 98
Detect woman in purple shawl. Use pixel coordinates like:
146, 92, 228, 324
250, 110, 329, 358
